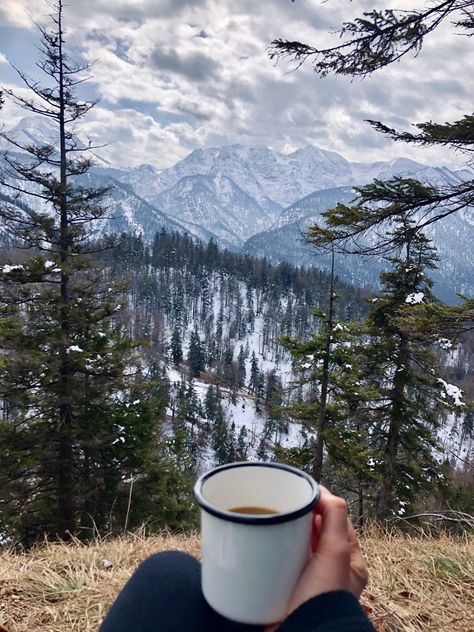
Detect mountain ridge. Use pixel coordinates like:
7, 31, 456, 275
1, 116, 473, 301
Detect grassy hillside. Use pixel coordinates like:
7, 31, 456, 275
0, 529, 473, 631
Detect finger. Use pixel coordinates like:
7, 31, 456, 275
315, 485, 349, 547
311, 513, 322, 553
347, 519, 361, 551
346, 520, 369, 596
349, 546, 369, 596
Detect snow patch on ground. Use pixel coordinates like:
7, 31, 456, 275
437, 412, 473, 468
2, 264, 24, 273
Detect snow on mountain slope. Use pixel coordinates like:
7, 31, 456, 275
155, 173, 273, 244
245, 184, 474, 302
0, 158, 194, 245
0, 116, 59, 150
351, 156, 469, 188
2, 117, 472, 302
116, 141, 471, 255
273, 186, 355, 229
1, 117, 112, 167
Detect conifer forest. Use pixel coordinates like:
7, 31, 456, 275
0, 1, 473, 545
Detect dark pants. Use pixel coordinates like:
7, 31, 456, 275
100, 551, 264, 632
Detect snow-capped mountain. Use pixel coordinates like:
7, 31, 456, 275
118, 143, 471, 219
244, 186, 381, 293
154, 173, 273, 244
0, 117, 112, 167
244, 185, 474, 302
272, 186, 355, 230
1, 117, 473, 301
0, 116, 60, 150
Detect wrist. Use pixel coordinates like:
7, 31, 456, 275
270, 590, 367, 632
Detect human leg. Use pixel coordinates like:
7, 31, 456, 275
100, 551, 264, 632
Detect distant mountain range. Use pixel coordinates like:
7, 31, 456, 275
1, 116, 473, 301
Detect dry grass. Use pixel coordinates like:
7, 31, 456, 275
0, 528, 473, 631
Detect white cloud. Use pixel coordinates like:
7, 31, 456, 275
0, 52, 7, 64
0, 1, 38, 28
0, 0, 472, 170
82, 106, 195, 169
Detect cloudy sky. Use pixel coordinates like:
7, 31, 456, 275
0, 0, 472, 170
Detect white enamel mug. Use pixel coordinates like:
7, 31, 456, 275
194, 462, 320, 625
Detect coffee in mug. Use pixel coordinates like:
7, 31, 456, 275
229, 506, 279, 515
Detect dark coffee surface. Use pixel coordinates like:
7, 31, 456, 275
228, 505, 279, 515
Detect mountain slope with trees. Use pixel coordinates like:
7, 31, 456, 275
0, 1, 472, 546
1, 118, 473, 300
270, 0, 474, 310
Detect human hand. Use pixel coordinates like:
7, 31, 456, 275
266, 485, 368, 632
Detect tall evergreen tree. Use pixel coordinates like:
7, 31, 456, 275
237, 425, 249, 460
236, 345, 247, 389
281, 251, 361, 482
170, 327, 183, 366
363, 223, 456, 515
246, 285, 255, 331
204, 385, 218, 422
270, 2, 473, 330
0, 1, 155, 542
212, 394, 229, 465
256, 432, 269, 461
249, 351, 260, 393
220, 342, 235, 388
227, 421, 237, 462
185, 380, 201, 440
188, 329, 205, 377
282, 310, 370, 485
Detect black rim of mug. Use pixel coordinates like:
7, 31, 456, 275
193, 461, 320, 525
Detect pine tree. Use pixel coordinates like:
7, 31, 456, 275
173, 282, 185, 331
249, 351, 260, 393
236, 345, 247, 389
188, 329, 205, 377
204, 385, 218, 422
256, 433, 268, 461
218, 342, 235, 388
216, 304, 224, 341
227, 421, 237, 462
282, 311, 370, 485
246, 285, 255, 331
361, 220, 458, 516
263, 369, 288, 446
0, 1, 155, 541
237, 425, 249, 460
200, 268, 211, 321
269, 2, 474, 511
462, 410, 474, 441
236, 291, 247, 339
170, 327, 183, 366
205, 238, 219, 267
174, 382, 188, 432
270, 3, 474, 324
212, 396, 229, 465
185, 380, 201, 440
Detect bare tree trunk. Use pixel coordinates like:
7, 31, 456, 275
358, 483, 364, 528
377, 333, 409, 516
56, 0, 74, 539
